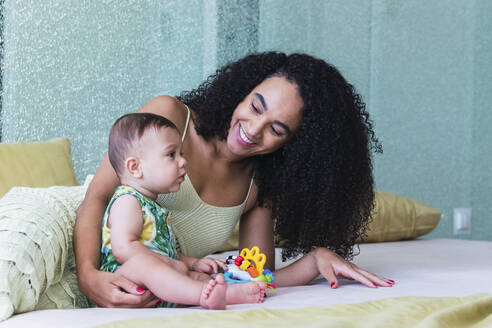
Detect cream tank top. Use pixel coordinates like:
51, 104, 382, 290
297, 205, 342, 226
156, 105, 254, 258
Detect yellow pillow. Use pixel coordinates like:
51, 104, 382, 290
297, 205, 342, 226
358, 190, 441, 243
219, 190, 441, 251
0, 138, 78, 198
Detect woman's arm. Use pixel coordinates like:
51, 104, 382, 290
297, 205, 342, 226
239, 204, 392, 288
239, 205, 275, 271
273, 248, 392, 288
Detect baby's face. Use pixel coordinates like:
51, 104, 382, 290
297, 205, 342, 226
138, 126, 186, 194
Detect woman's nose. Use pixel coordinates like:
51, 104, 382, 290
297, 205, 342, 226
179, 156, 186, 168
248, 117, 265, 138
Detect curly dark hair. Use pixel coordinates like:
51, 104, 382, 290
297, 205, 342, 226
177, 52, 382, 261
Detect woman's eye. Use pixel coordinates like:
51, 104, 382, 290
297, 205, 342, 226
167, 152, 176, 158
251, 104, 260, 113
270, 126, 281, 136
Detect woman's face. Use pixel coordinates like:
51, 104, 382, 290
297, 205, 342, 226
226, 76, 303, 158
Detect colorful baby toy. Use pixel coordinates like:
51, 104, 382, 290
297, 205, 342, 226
223, 246, 276, 289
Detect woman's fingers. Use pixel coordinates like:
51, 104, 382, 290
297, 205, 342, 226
320, 266, 339, 289
84, 269, 159, 308
356, 268, 394, 287
109, 274, 158, 307
338, 265, 377, 288
314, 248, 393, 289
335, 263, 394, 288
113, 274, 144, 295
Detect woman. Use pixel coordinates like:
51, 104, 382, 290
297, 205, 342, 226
74, 52, 390, 308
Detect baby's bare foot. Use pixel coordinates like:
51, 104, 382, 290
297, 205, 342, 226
226, 281, 267, 305
200, 274, 227, 310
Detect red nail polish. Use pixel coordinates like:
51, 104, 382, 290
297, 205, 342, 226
331, 282, 336, 288
389, 280, 395, 284
156, 300, 162, 305
136, 287, 145, 293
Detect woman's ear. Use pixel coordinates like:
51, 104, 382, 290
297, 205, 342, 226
125, 157, 143, 178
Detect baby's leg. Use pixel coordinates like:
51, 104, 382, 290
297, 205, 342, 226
226, 281, 267, 304
116, 253, 226, 309
200, 275, 227, 310
188, 270, 213, 282
185, 273, 266, 304
158, 256, 211, 282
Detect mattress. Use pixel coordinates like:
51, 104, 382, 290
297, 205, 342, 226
2, 238, 491, 327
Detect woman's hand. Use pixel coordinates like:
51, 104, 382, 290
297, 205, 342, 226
79, 268, 159, 308
274, 247, 394, 288
191, 257, 228, 274
313, 248, 394, 288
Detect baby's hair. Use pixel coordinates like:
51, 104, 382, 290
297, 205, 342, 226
108, 112, 177, 176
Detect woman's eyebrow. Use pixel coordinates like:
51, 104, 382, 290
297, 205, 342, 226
254, 92, 291, 135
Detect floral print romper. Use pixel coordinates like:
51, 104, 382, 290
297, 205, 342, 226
100, 185, 179, 308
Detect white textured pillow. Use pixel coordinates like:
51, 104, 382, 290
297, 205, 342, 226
0, 179, 92, 321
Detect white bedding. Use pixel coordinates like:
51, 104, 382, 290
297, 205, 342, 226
2, 238, 491, 328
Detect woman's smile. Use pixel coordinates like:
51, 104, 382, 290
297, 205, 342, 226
237, 123, 256, 146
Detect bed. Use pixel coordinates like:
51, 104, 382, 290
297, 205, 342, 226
0, 139, 491, 327
2, 239, 491, 327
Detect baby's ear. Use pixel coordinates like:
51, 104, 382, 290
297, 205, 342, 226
125, 156, 142, 178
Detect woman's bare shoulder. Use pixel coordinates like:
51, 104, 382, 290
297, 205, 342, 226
242, 182, 259, 214
138, 96, 189, 135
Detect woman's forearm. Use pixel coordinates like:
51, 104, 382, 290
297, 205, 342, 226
74, 197, 107, 277
239, 206, 275, 271
74, 154, 119, 278
273, 249, 319, 287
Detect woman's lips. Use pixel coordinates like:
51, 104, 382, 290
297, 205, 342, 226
237, 123, 255, 147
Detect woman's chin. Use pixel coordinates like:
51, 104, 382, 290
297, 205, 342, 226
227, 136, 256, 157
225, 139, 244, 157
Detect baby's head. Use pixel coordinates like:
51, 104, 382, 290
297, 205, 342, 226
108, 112, 186, 197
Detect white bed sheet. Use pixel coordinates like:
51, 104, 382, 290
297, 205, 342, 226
2, 238, 491, 328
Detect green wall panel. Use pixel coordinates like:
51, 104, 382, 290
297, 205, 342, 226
2, 0, 163, 182
217, 0, 259, 67
369, 1, 474, 238
471, 0, 492, 240
1, 0, 210, 182
0, 0, 490, 240
259, 0, 371, 99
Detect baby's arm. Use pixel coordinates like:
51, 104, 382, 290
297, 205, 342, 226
178, 252, 227, 274
109, 195, 176, 268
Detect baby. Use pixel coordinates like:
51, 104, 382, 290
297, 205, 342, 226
100, 112, 266, 309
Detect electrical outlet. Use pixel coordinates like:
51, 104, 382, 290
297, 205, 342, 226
453, 208, 472, 235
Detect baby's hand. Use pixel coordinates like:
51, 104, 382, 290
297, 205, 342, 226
192, 257, 228, 274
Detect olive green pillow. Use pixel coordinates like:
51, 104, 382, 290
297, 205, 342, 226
0, 138, 78, 198
219, 190, 441, 251
359, 190, 441, 243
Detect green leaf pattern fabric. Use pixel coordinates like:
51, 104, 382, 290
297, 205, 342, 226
99, 185, 178, 308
